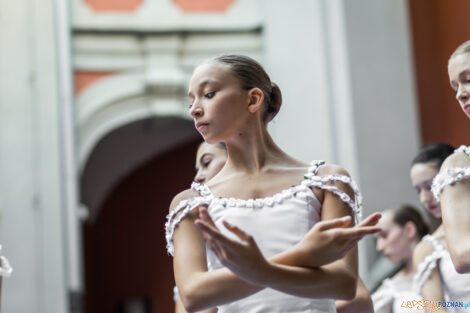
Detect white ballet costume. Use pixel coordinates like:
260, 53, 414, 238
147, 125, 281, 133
413, 235, 470, 313
372, 273, 423, 313
166, 160, 362, 313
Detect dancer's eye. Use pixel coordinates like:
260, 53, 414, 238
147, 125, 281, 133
205, 91, 215, 99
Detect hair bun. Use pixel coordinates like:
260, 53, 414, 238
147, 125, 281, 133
266, 82, 283, 122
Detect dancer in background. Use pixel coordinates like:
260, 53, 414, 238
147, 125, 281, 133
371, 205, 429, 313
166, 55, 381, 312
175, 142, 375, 313
411, 144, 470, 313
432, 40, 470, 273
174, 142, 226, 313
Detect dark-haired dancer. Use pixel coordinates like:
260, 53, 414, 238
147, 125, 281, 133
166, 55, 381, 312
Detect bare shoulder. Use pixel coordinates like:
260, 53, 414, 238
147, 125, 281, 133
413, 239, 435, 264
317, 163, 351, 177
169, 188, 201, 213
442, 150, 470, 169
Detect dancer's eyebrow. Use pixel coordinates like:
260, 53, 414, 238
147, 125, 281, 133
199, 153, 213, 163
188, 79, 220, 97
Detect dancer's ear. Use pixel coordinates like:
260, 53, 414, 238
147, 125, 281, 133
404, 221, 417, 239
247, 87, 264, 114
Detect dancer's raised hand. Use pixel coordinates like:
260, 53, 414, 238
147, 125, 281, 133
272, 213, 381, 268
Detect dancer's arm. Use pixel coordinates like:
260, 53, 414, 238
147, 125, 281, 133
413, 242, 449, 313
335, 278, 374, 313
439, 151, 470, 273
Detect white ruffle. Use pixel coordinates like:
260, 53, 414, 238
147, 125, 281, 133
431, 145, 470, 201
165, 196, 212, 256
455, 145, 470, 157
165, 160, 363, 255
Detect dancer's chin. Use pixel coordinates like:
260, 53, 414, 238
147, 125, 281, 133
201, 135, 218, 145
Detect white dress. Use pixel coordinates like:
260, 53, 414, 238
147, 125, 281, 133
413, 235, 470, 313
166, 160, 362, 313
372, 274, 423, 313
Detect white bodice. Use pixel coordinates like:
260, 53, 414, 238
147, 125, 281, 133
206, 184, 336, 312
166, 160, 362, 313
372, 274, 422, 313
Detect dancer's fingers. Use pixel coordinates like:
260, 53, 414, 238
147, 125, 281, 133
317, 216, 352, 231
206, 235, 225, 259
343, 226, 381, 239
222, 220, 252, 242
195, 220, 227, 242
358, 212, 382, 227
199, 207, 217, 228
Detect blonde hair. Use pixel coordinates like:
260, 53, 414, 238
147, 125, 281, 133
450, 40, 470, 60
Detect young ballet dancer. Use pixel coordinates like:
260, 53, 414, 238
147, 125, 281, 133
432, 40, 470, 273
165, 55, 381, 312
372, 205, 429, 313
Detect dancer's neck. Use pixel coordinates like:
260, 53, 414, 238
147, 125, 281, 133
224, 123, 287, 174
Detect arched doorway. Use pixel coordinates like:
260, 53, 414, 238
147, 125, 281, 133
81, 116, 200, 313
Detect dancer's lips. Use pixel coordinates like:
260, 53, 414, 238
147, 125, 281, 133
464, 104, 470, 115
196, 122, 209, 132
427, 205, 440, 216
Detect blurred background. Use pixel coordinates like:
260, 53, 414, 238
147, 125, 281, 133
1, 0, 470, 312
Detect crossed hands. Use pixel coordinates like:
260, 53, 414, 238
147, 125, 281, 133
195, 208, 381, 283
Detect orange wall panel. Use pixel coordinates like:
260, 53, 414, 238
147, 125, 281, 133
84, 0, 143, 12
173, 0, 234, 12
74, 71, 113, 95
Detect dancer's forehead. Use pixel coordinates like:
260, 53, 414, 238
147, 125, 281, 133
188, 62, 239, 97
448, 52, 470, 84
195, 143, 226, 168
376, 211, 393, 230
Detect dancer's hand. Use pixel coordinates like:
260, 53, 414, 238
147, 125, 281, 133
195, 208, 271, 285
287, 213, 382, 267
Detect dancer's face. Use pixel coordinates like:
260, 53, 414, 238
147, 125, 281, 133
194, 143, 227, 184
448, 52, 470, 119
188, 62, 249, 144
410, 162, 441, 218
376, 211, 414, 264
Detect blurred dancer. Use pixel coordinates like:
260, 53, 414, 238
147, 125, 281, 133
432, 40, 470, 273
372, 205, 428, 313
